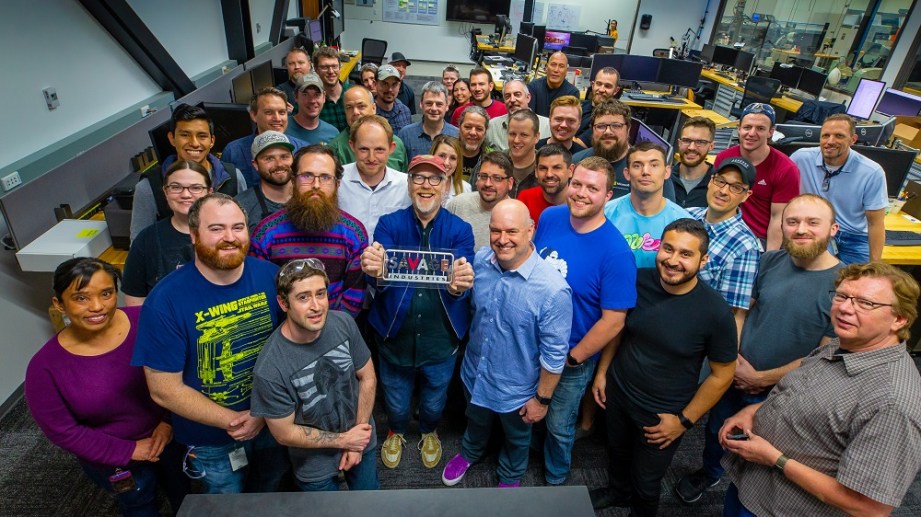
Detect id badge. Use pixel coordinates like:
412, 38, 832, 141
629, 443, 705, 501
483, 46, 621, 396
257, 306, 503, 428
109, 469, 136, 494
228, 447, 248, 472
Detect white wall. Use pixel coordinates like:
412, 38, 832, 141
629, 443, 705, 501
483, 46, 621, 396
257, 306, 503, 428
127, 0, 229, 78
0, 0, 162, 169
631, 0, 719, 56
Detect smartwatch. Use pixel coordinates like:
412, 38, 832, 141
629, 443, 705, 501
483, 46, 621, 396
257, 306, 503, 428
774, 454, 789, 472
678, 412, 694, 429
535, 393, 552, 406
566, 352, 582, 367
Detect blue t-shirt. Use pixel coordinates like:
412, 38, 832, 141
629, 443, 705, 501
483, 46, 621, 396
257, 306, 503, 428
603, 196, 691, 268
534, 205, 637, 349
285, 117, 340, 145
131, 256, 282, 446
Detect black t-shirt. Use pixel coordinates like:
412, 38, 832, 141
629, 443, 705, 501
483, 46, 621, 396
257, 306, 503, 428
610, 268, 737, 414
122, 218, 194, 297
537, 137, 587, 155
461, 152, 481, 183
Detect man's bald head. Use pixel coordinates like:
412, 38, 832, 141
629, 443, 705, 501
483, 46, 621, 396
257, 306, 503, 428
546, 52, 570, 88
490, 199, 534, 270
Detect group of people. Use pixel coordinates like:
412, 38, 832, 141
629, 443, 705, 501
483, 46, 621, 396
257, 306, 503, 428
22, 43, 921, 517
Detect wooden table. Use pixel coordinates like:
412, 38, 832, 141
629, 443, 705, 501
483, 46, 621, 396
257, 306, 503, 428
883, 212, 921, 266
339, 51, 361, 83
700, 69, 803, 119
476, 35, 515, 54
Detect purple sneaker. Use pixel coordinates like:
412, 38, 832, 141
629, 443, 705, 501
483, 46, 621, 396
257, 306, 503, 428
441, 454, 472, 486
498, 481, 521, 488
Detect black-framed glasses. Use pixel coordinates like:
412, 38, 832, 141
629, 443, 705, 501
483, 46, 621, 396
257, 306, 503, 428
711, 175, 748, 195
594, 122, 626, 132
828, 291, 893, 312
409, 173, 445, 186
279, 258, 326, 278
678, 137, 712, 147
165, 183, 208, 195
295, 173, 336, 185
476, 173, 510, 183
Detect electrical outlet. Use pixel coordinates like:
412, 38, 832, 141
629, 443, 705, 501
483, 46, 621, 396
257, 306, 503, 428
43, 87, 60, 110
140, 105, 151, 117
2, 171, 22, 191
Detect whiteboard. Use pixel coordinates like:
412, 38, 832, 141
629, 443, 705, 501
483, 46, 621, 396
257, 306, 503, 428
382, 0, 440, 26
546, 4, 581, 31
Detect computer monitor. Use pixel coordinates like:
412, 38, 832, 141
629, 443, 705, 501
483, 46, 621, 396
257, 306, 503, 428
657, 60, 703, 89
734, 50, 755, 74
847, 78, 886, 120
532, 25, 547, 53
711, 45, 739, 67
519, 21, 534, 36
249, 61, 274, 92
514, 34, 537, 71
569, 33, 597, 54
853, 144, 918, 197
231, 72, 254, 105
770, 62, 801, 89
544, 30, 571, 52
148, 119, 173, 163
876, 88, 921, 117
630, 118, 673, 166
590, 54, 624, 83
596, 35, 614, 51
620, 55, 660, 83
798, 68, 827, 97
562, 46, 589, 57
854, 122, 888, 146
774, 123, 822, 143
700, 43, 715, 63
327, 0, 345, 41
307, 19, 323, 43
199, 102, 255, 153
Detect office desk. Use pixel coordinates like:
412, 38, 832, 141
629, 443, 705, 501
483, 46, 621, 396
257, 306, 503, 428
622, 93, 700, 111
339, 51, 361, 83
476, 35, 515, 54
681, 108, 733, 126
883, 212, 921, 265
700, 69, 803, 120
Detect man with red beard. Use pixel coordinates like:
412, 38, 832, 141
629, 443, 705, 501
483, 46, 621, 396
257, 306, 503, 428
517, 144, 574, 225
573, 100, 633, 198
133, 193, 288, 494
236, 131, 295, 233
250, 144, 368, 317
675, 194, 844, 505
590, 218, 737, 515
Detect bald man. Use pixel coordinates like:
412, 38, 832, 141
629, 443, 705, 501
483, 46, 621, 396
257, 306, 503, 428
442, 199, 572, 488
528, 52, 580, 117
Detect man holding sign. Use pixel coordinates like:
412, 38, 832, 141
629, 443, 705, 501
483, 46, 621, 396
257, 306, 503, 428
360, 154, 475, 471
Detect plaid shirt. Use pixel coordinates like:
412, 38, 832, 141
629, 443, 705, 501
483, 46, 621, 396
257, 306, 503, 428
319, 82, 351, 132
377, 99, 413, 134
687, 207, 761, 309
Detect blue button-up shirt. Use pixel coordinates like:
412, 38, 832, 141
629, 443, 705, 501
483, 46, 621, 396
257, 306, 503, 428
397, 121, 459, 161
463, 247, 573, 413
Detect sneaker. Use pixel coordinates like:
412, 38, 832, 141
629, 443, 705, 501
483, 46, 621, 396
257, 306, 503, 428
675, 469, 720, 503
441, 454, 472, 486
381, 432, 406, 469
498, 481, 521, 488
418, 431, 443, 468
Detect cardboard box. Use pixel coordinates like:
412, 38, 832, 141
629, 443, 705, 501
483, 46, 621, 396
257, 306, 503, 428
894, 116, 921, 149
16, 220, 112, 272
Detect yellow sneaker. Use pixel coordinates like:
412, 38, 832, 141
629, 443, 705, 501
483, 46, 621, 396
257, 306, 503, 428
381, 432, 406, 469
418, 431, 442, 469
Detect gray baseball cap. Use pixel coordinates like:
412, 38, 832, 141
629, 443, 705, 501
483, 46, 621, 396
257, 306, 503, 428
251, 131, 294, 158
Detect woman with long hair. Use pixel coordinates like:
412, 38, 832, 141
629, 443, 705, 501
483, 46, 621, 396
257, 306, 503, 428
430, 134, 471, 204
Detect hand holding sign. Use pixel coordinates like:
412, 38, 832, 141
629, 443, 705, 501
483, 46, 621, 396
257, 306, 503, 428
448, 257, 474, 295
361, 242, 387, 278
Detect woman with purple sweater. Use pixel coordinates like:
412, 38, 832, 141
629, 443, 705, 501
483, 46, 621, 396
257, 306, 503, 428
25, 258, 187, 516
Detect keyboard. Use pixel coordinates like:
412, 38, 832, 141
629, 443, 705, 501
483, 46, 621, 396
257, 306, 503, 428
624, 93, 683, 104
885, 230, 921, 246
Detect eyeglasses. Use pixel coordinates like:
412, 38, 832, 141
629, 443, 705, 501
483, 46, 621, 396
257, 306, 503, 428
317, 64, 339, 71
409, 173, 445, 186
678, 137, 712, 147
279, 258, 327, 278
828, 291, 894, 312
594, 122, 626, 133
476, 173, 510, 183
295, 173, 336, 185
711, 175, 748, 195
165, 183, 208, 195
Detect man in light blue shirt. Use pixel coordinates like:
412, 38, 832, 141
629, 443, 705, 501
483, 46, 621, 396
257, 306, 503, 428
605, 142, 691, 268
442, 199, 572, 488
791, 114, 887, 264
397, 82, 459, 161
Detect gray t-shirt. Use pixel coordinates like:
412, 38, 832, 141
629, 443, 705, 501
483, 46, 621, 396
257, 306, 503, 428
235, 187, 287, 234
740, 250, 844, 371
445, 192, 492, 252
251, 311, 375, 483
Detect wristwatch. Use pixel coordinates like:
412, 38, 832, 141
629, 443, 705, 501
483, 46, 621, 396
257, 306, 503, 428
678, 412, 694, 429
774, 454, 789, 472
566, 352, 582, 367
535, 393, 552, 406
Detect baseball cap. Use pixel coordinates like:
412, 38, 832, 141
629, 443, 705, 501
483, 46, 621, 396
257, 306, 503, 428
296, 73, 323, 93
408, 154, 447, 174
741, 103, 776, 126
378, 64, 401, 81
390, 52, 412, 66
716, 157, 756, 187
251, 131, 294, 158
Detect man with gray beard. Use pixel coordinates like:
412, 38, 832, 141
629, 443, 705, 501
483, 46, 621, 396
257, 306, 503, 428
675, 193, 845, 504
250, 144, 369, 317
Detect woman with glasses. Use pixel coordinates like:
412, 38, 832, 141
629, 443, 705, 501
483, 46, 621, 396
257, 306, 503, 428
123, 160, 212, 305
430, 135, 471, 204
26, 258, 188, 516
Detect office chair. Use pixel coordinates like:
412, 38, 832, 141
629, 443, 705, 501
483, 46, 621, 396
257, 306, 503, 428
348, 38, 388, 83
730, 77, 782, 119
652, 48, 670, 58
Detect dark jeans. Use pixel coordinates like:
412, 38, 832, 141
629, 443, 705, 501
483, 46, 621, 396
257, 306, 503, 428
295, 448, 379, 491
378, 355, 457, 434
461, 390, 533, 484
79, 440, 188, 516
723, 483, 758, 517
603, 382, 684, 517
702, 386, 768, 479
183, 426, 288, 494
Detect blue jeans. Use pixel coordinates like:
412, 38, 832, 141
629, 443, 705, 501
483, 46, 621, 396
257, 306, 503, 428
702, 386, 768, 479
461, 389, 533, 484
834, 230, 869, 265
79, 440, 188, 516
723, 483, 758, 517
541, 358, 597, 485
378, 355, 457, 434
184, 427, 288, 494
295, 448, 380, 491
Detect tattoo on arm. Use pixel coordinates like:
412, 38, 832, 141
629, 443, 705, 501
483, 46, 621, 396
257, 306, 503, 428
301, 426, 339, 445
